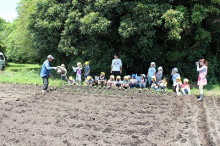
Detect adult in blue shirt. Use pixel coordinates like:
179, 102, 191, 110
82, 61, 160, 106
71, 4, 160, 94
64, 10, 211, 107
40, 55, 57, 92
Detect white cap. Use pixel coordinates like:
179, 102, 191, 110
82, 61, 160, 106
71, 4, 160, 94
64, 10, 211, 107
158, 66, 163, 70
151, 62, 156, 66
141, 74, 146, 77
172, 67, 178, 72
47, 55, 54, 59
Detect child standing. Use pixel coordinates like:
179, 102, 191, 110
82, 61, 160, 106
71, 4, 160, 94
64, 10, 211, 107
98, 72, 107, 86
174, 77, 182, 96
75, 62, 83, 85
86, 76, 94, 86
68, 76, 75, 85
182, 78, 190, 95
156, 66, 163, 83
107, 75, 115, 88
115, 76, 122, 88
147, 62, 156, 87
139, 74, 147, 88
197, 59, 208, 101
122, 76, 130, 89
130, 74, 137, 88
84, 61, 90, 80
171, 68, 180, 90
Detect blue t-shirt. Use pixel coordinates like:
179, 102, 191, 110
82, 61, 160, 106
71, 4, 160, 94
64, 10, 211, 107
85, 66, 90, 76
40, 60, 55, 78
172, 73, 180, 82
148, 67, 156, 77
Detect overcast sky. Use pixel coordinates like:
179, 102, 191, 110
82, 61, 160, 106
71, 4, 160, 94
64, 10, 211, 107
0, 0, 20, 22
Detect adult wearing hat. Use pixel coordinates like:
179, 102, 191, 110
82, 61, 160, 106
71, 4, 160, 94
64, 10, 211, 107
111, 54, 122, 77
40, 55, 57, 93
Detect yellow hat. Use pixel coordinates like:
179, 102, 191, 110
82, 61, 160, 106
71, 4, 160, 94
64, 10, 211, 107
87, 76, 92, 80
151, 76, 156, 80
101, 72, 105, 76
116, 76, 121, 79
184, 78, 189, 83
77, 62, 81, 66
85, 61, 89, 65
176, 77, 181, 80
110, 75, 115, 79
123, 76, 129, 80
69, 76, 73, 80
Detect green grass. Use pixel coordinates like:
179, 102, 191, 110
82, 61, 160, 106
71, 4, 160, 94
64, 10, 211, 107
0, 62, 219, 97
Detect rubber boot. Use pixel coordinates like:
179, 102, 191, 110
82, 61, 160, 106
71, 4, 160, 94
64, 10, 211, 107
197, 94, 204, 101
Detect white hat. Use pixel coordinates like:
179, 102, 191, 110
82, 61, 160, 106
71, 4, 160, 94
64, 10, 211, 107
47, 55, 54, 59
141, 74, 146, 77
151, 62, 156, 66
158, 66, 163, 70
172, 67, 178, 72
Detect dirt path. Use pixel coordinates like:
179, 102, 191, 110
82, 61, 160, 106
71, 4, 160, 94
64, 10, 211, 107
0, 83, 219, 145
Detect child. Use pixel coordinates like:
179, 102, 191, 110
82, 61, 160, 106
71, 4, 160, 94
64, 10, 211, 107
86, 76, 94, 86
68, 76, 75, 85
122, 76, 130, 89
130, 74, 137, 88
197, 59, 208, 101
115, 76, 122, 88
156, 66, 163, 83
171, 68, 180, 90
98, 72, 107, 86
182, 78, 190, 95
158, 78, 167, 89
139, 74, 147, 88
147, 62, 156, 87
84, 61, 90, 80
94, 75, 99, 85
60, 64, 68, 82
75, 62, 83, 85
174, 77, 182, 96
150, 76, 158, 90
107, 75, 115, 88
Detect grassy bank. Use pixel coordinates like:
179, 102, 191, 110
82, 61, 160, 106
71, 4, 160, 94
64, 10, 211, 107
0, 62, 219, 97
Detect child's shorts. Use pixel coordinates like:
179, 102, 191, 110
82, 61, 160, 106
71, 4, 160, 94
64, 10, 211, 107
76, 74, 81, 81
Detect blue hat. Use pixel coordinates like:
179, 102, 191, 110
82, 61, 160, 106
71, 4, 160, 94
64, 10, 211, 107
132, 74, 136, 78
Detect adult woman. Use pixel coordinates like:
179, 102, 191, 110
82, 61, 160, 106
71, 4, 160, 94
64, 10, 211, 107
197, 59, 208, 101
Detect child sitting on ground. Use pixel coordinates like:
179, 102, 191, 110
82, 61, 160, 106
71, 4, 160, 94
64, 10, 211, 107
182, 78, 190, 95
122, 76, 130, 89
115, 76, 122, 88
68, 76, 75, 85
84, 61, 90, 80
86, 76, 94, 86
171, 68, 181, 91
107, 75, 115, 88
130, 74, 138, 88
158, 78, 167, 89
147, 62, 156, 87
150, 76, 158, 90
156, 66, 163, 83
174, 77, 182, 96
98, 72, 107, 86
94, 75, 99, 85
139, 74, 147, 88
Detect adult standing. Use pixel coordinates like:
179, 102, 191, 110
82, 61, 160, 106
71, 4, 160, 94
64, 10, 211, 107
40, 55, 57, 93
111, 54, 122, 77
197, 59, 208, 101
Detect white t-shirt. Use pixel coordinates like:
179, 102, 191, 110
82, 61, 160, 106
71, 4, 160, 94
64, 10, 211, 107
112, 59, 122, 71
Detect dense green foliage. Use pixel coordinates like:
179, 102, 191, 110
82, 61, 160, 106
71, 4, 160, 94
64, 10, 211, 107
1, 0, 220, 83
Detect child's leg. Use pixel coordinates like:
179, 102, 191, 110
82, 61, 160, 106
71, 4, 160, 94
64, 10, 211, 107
199, 85, 204, 95
148, 77, 151, 85
182, 88, 186, 95
187, 88, 191, 95
143, 83, 146, 88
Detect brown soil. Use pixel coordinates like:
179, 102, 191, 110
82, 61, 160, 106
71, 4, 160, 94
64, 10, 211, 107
0, 83, 219, 145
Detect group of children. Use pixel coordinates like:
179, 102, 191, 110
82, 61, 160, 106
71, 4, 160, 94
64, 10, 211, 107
58, 61, 191, 96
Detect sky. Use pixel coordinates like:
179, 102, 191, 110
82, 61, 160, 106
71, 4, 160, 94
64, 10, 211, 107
0, 0, 21, 22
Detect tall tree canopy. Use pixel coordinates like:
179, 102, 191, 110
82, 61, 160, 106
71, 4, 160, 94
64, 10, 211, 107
1, 0, 220, 83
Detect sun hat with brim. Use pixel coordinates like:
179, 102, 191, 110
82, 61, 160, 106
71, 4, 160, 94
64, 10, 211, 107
87, 76, 92, 80
69, 76, 73, 80
158, 66, 163, 70
110, 75, 115, 79
172, 68, 178, 72
47, 55, 54, 59
184, 78, 189, 83
116, 76, 121, 79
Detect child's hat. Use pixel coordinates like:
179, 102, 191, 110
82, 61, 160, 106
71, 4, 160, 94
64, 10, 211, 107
172, 67, 178, 72
184, 78, 189, 83
61, 64, 65, 67
101, 72, 105, 75
132, 74, 136, 78
158, 66, 163, 70
176, 76, 181, 80
110, 75, 115, 79
141, 74, 146, 77
116, 76, 121, 79
77, 62, 81, 66
85, 61, 89, 65
87, 76, 92, 80
151, 76, 156, 80
69, 76, 73, 80
151, 62, 156, 66
123, 76, 129, 80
